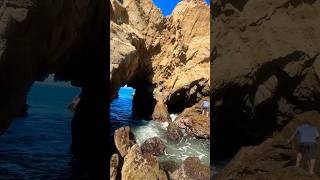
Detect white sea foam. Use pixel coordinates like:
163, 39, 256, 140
130, 120, 210, 166
170, 113, 178, 121
160, 122, 169, 129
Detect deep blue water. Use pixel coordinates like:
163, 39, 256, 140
110, 87, 136, 130
0, 83, 80, 179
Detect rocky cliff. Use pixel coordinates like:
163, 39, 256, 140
0, 0, 107, 134
212, 0, 320, 178
110, 0, 210, 117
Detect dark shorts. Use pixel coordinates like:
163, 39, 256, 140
299, 142, 317, 159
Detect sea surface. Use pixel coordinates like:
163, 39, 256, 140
0, 83, 80, 179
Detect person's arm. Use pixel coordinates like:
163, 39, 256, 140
315, 128, 319, 140
68, 95, 81, 112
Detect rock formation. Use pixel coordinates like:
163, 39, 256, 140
212, 0, 320, 178
212, 0, 320, 158
0, 1, 108, 178
0, 0, 107, 135
166, 122, 184, 142
152, 100, 172, 122
110, 0, 210, 118
175, 98, 210, 139
141, 137, 166, 156
217, 111, 320, 179
170, 157, 210, 180
121, 144, 168, 180
112, 126, 168, 180
110, 153, 120, 180
114, 126, 136, 157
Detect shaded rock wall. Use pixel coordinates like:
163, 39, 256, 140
212, 0, 320, 161
0, 0, 107, 134
217, 111, 320, 179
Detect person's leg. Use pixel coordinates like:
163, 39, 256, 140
206, 111, 209, 117
308, 143, 317, 175
296, 152, 302, 168
309, 159, 316, 175
202, 109, 204, 115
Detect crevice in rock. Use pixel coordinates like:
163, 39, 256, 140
213, 52, 320, 160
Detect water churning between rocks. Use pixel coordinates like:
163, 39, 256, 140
111, 87, 210, 166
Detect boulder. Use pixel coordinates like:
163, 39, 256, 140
175, 99, 210, 139
121, 144, 168, 180
114, 126, 135, 157
141, 137, 166, 156
152, 100, 172, 122
159, 160, 180, 174
170, 157, 210, 180
167, 122, 183, 142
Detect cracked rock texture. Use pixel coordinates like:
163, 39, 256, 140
110, 0, 210, 114
212, 0, 320, 178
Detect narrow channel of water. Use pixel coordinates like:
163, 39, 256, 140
110, 87, 210, 166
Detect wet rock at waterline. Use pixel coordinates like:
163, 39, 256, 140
152, 101, 172, 122
114, 126, 136, 157
121, 144, 168, 180
159, 160, 180, 174
110, 153, 120, 180
217, 111, 320, 179
166, 122, 184, 142
141, 137, 166, 156
170, 157, 210, 180
175, 99, 210, 139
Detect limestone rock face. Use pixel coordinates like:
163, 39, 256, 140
170, 157, 210, 180
150, 0, 210, 107
114, 126, 135, 157
141, 137, 166, 156
152, 100, 171, 122
110, 0, 210, 115
0, 0, 106, 134
212, 0, 320, 158
121, 144, 168, 180
217, 111, 320, 179
175, 99, 210, 139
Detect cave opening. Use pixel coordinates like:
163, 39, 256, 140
0, 76, 83, 178
213, 87, 280, 162
110, 85, 137, 130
